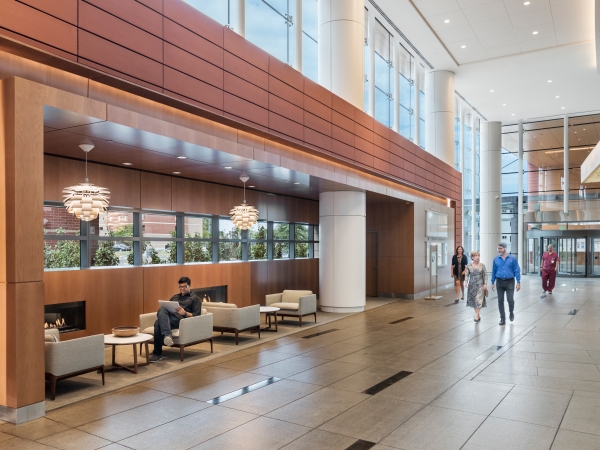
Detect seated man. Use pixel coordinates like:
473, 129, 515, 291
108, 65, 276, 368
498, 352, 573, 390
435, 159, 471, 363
150, 276, 201, 362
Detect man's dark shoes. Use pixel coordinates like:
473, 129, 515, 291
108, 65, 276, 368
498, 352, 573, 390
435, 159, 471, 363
149, 354, 163, 363
510, 312, 514, 322
499, 320, 506, 325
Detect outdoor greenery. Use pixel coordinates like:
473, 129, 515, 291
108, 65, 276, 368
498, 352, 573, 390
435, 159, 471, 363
249, 222, 267, 260
44, 228, 80, 269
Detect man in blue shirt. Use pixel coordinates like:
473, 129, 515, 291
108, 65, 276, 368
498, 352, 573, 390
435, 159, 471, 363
491, 242, 521, 325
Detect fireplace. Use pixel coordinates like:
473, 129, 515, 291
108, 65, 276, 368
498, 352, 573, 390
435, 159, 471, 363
44, 301, 86, 334
191, 286, 227, 303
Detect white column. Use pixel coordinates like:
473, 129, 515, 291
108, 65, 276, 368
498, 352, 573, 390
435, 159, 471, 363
232, 0, 245, 37
471, 115, 477, 253
480, 121, 502, 271
294, 0, 302, 72
319, 191, 366, 313
564, 115, 569, 214
517, 120, 524, 269
319, 0, 364, 109
424, 70, 455, 167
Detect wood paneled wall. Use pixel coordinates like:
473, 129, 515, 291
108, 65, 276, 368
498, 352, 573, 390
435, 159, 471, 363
43, 154, 319, 340
0, 0, 462, 208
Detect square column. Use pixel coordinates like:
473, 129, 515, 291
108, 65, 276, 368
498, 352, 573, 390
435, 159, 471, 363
480, 121, 502, 270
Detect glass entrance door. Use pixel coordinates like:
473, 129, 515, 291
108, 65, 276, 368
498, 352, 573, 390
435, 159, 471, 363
527, 238, 539, 274
550, 237, 586, 276
590, 238, 600, 277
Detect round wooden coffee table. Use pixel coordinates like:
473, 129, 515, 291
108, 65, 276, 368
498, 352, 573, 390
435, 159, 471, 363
260, 306, 280, 332
104, 333, 153, 374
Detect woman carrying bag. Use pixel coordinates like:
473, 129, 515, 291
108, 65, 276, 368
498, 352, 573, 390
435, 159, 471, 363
451, 246, 468, 303
464, 251, 487, 322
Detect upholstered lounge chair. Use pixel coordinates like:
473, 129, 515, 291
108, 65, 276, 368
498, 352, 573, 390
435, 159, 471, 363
139, 312, 214, 361
44, 329, 105, 400
203, 303, 260, 344
265, 290, 317, 326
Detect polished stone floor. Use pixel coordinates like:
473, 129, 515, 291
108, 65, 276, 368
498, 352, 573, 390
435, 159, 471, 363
4, 275, 600, 449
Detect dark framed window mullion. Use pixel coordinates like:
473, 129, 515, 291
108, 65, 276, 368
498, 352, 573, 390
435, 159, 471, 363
212, 215, 219, 263
289, 222, 295, 259
267, 221, 273, 260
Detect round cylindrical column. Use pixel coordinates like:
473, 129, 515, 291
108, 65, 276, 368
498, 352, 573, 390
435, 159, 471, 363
319, 191, 366, 313
318, 0, 364, 109
518, 120, 524, 269
425, 70, 455, 167
480, 121, 502, 270
564, 115, 569, 213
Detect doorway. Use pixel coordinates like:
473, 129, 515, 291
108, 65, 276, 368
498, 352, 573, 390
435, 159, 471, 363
541, 237, 586, 276
366, 231, 378, 297
526, 238, 539, 275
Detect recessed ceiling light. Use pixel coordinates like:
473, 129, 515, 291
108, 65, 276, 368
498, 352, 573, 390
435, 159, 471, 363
532, 31, 538, 35
502, 103, 506, 106
561, 107, 565, 109
461, 45, 466, 48
444, 19, 450, 23
490, 89, 494, 92
172, 172, 181, 174
574, 131, 577, 134
294, 182, 300, 185
224, 166, 233, 169
249, 185, 255, 188
524, 1, 530, 4
548, 80, 552, 82
555, 95, 559, 98
511, 113, 515, 116
122, 162, 132, 166
177, 156, 187, 159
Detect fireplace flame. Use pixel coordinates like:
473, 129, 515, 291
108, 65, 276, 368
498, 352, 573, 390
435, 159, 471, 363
44, 318, 66, 329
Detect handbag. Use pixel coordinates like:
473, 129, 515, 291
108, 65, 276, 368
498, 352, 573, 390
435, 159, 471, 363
482, 266, 488, 297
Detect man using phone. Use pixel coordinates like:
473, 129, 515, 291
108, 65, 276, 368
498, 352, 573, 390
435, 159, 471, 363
149, 276, 201, 362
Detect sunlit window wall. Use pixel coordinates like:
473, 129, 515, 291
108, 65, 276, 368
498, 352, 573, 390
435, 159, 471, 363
398, 44, 414, 141
184, 0, 231, 26
374, 20, 392, 128
302, 0, 318, 81
364, 7, 369, 112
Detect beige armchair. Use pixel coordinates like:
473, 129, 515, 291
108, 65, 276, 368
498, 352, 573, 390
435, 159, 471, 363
139, 312, 214, 361
266, 290, 317, 326
203, 303, 260, 344
44, 329, 105, 400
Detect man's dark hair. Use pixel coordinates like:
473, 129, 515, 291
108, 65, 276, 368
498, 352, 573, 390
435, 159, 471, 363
178, 276, 191, 286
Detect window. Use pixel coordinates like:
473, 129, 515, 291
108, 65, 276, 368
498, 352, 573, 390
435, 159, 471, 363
364, 7, 369, 112
302, 0, 318, 82
44, 205, 318, 270
454, 98, 461, 172
184, 0, 230, 26
246, 0, 293, 64
398, 44, 415, 141
419, 64, 426, 149
463, 109, 472, 255
374, 20, 392, 128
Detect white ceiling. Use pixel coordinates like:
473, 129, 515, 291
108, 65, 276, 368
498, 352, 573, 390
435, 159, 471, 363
411, 0, 595, 64
374, 0, 600, 123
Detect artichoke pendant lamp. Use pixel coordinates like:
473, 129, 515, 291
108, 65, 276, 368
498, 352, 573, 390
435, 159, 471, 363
230, 174, 259, 230
62, 143, 110, 221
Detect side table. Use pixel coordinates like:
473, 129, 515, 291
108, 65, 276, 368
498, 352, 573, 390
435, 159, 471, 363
104, 333, 153, 374
260, 306, 280, 332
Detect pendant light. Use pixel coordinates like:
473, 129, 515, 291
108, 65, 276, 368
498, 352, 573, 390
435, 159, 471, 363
62, 143, 110, 221
230, 174, 259, 230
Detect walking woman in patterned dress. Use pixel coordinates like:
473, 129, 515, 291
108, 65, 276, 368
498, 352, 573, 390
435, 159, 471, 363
464, 251, 487, 322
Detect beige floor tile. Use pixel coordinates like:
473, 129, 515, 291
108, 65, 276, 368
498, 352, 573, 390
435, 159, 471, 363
416, 356, 485, 379
301, 342, 369, 360
215, 350, 294, 372
375, 372, 458, 404
538, 367, 600, 382
219, 379, 321, 415
561, 395, 600, 435
318, 396, 423, 442
266, 387, 369, 427
118, 406, 257, 450
431, 380, 512, 415
376, 353, 440, 372
36, 428, 111, 450
46, 386, 171, 427
250, 355, 330, 378
328, 366, 400, 393
287, 360, 369, 386
189, 416, 310, 449
78, 395, 208, 441
0, 418, 69, 441
0, 433, 12, 444
551, 429, 600, 450
381, 406, 486, 450
138, 366, 243, 394
179, 372, 268, 401
279, 429, 358, 450
462, 417, 557, 450
0, 437, 56, 450
491, 386, 572, 427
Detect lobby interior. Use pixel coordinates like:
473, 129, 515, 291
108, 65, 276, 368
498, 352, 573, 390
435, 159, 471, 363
1, 0, 600, 449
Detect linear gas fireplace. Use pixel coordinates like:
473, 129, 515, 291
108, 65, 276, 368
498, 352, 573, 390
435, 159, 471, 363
44, 301, 86, 334
191, 286, 227, 303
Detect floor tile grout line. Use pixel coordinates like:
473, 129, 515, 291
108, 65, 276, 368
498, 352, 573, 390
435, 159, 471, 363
548, 389, 575, 450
